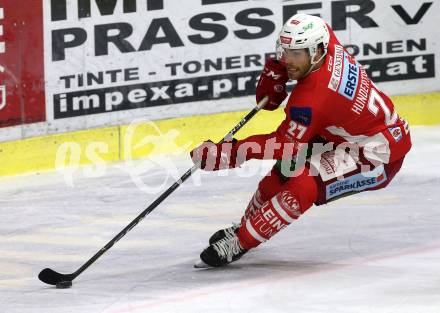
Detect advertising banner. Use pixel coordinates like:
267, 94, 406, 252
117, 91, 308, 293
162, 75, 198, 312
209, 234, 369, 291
42, 0, 439, 128
0, 0, 46, 128
0, 0, 438, 135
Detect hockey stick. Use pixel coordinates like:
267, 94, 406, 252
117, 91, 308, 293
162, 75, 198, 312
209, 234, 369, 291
38, 96, 268, 288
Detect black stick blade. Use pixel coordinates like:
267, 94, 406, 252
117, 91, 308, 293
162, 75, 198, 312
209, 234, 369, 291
38, 268, 75, 285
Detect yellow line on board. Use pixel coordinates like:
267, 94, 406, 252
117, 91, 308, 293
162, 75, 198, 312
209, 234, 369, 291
0, 92, 439, 176
0, 127, 119, 176
392, 92, 440, 126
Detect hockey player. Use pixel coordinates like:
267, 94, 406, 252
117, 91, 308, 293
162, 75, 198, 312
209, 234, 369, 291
191, 14, 412, 267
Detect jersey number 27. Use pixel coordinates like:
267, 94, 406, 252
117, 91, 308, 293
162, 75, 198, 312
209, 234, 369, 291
287, 121, 307, 139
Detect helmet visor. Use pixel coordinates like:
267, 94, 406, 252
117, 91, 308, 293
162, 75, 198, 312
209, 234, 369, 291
276, 41, 309, 63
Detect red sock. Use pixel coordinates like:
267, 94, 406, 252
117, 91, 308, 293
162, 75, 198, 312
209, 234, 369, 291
238, 168, 318, 250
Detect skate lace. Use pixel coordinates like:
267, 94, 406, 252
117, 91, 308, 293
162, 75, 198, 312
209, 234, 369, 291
224, 222, 240, 238
213, 235, 243, 262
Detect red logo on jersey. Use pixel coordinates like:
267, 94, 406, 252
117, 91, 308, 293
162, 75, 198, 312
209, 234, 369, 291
280, 36, 292, 44
388, 126, 403, 142
278, 191, 301, 218
290, 20, 300, 25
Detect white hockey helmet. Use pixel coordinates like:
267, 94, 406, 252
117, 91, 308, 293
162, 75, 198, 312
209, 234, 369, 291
277, 14, 330, 68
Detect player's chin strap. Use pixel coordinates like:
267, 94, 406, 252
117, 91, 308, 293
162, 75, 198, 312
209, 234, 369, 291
303, 47, 327, 78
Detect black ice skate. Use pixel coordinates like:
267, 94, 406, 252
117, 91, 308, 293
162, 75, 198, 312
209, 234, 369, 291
208, 223, 240, 245
195, 233, 248, 268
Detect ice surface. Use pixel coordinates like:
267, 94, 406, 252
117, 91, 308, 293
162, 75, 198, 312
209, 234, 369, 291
0, 126, 439, 313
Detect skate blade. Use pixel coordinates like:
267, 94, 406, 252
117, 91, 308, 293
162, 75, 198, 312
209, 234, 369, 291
194, 259, 211, 269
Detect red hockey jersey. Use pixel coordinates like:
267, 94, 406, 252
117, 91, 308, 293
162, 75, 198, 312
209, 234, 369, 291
240, 26, 411, 164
